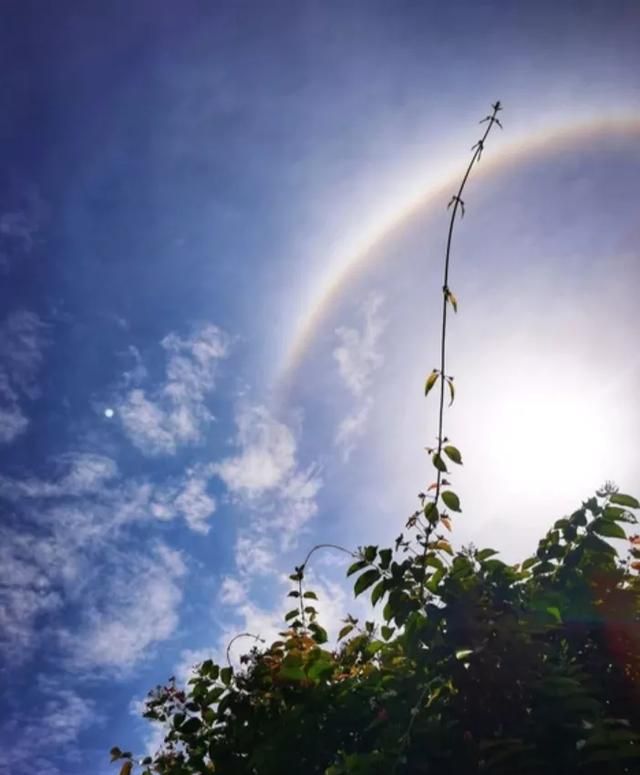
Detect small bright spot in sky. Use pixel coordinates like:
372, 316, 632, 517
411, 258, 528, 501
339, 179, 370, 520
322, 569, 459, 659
104, 408, 114, 418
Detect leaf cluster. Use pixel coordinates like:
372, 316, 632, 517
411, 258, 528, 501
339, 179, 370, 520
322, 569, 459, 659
118, 491, 640, 775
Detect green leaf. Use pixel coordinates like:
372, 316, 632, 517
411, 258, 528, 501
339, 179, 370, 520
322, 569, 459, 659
381, 625, 395, 641
365, 640, 384, 657
378, 548, 392, 569
432, 453, 447, 472
571, 509, 587, 526
180, 717, 202, 736
427, 568, 445, 593
285, 609, 299, 622
363, 545, 378, 562
603, 505, 636, 523
280, 661, 306, 681
433, 539, 453, 556
455, 649, 473, 661
424, 501, 438, 523
354, 569, 380, 597
220, 667, 233, 686
309, 622, 328, 644
521, 556, 537, 570
424, 554, 445, 570
347, 559, 367, 577
287, 590, 300, 597
477, 548, 498, 561
338, 624, 354, 640
204, 687, 224, 705
610, 493, 640, 509
546, 606, 562, 623
424, 369, 439, 396
307, 655, 334, 681
446, 377, 455, 406
303, 591, 318, 599
371, 579, 385, 606
441, 490, 461, 512
200, 658, 213, 675
584, 533, 617, 555
592, 518, 626, 540
443, 445, 463, 465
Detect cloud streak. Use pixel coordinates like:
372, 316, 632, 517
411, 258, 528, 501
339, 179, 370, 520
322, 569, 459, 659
117, 324, 229, 455
332, 293, 386, 459
66, 544, 186, 671
0, 310, 47, 444
0, 453, 205, 666
214, 404, 321, 551
0, 681, 97, 775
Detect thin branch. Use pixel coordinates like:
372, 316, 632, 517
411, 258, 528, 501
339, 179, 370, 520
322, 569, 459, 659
419, 101, 503, 607
226, 632, 265, 668
301, 542, 357, 569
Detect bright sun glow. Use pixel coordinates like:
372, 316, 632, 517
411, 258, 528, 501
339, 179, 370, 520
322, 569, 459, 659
473, 356, 622, 504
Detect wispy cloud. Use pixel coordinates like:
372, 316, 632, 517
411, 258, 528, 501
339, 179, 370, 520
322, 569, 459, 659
0, 686, 97, 775
214, 404, 321, 549
234, 533, 277, 576
0, 185, 46, 273
0, 452, 117, 500
333, 292, 385, 398
116, 324, 229, 455
333, 293, 386, 459
0, 310, 47, 444
213, 405, 296, 495
0, 454, 204, 665
150, 467, 216, 534
335, 398, 373, 460
218, 575, 248, 605
66, 544, 186, 671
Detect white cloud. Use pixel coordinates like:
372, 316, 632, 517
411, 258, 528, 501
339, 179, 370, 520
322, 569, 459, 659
0, 455, 209, 665
334, 398, 373, 462
0, 684, 97, 775
0, 186, 46, 273
213, 405, 296, 495
68, 544, 186, 670
333, 294, 385, 459
333, 292, 385, 398
173, 475, 216, 533
234, 533, 276, 576
117, 324, 229, 455
214, 405, 322, 549
219, 575, 247, 605
0, 452, 118, 500
0, 402, 28, 443
151, 469, 216, 534
0, 310, 47, 444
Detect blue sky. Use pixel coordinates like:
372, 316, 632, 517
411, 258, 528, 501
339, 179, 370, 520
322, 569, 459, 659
1, 2, 639, 773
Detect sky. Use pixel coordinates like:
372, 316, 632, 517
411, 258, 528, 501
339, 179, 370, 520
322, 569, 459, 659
1, 1, 639, 772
